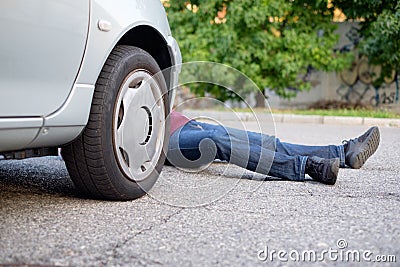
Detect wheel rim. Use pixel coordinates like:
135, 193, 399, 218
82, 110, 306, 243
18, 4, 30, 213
113, 69, 165, 182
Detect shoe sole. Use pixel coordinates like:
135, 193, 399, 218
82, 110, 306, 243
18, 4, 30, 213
349, 127, 380, 169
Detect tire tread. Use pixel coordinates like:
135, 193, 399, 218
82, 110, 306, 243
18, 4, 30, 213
62, 45, 168, 200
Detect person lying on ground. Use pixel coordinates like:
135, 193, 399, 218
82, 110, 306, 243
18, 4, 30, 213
166, 111, 380, 185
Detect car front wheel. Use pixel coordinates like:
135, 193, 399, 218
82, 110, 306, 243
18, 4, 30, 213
62, 45, 169, 200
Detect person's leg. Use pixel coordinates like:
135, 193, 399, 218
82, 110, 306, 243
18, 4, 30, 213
168, 121, 242, 168
247, 129, 338, 185
247, 147, 307, 181
233, 128, 276, 151
206, 124, 306, 181
167, 121, 219, 168
168, 121, 307, 181
231, 127, 339, 184
245, 127, 380, 171
220, 128, 339, 182
226, 128, 344, 168
275, 138, 346, 168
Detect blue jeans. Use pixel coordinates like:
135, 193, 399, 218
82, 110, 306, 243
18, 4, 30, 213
167, 121, 345, 181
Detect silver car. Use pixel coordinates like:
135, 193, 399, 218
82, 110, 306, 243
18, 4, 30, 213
0, 0, 181, 200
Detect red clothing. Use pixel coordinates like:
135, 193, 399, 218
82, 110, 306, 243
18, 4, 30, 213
169, 111, 191, 134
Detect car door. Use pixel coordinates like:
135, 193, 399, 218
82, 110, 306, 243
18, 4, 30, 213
0, 0, 89, 117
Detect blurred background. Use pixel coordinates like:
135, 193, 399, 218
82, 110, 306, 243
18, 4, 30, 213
162, 0, 400, 116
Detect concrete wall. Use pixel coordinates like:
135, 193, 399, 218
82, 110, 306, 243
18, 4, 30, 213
267, 22, 399, 109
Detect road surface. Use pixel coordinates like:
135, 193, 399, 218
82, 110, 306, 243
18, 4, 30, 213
1, 121, 399, 266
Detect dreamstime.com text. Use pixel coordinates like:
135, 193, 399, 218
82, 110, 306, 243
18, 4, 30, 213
258, 239, 397, 263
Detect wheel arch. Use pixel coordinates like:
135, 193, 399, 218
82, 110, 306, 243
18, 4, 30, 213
37, 26, 178, 150
117, 25, 173, 91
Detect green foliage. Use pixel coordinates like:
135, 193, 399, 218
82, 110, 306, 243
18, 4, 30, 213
332, 0, 400, 75
165, 0, 352, 101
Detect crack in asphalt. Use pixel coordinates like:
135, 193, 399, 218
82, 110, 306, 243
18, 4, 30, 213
106, 208, 184, 266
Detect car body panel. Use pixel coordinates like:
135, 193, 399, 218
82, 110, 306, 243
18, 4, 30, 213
0, 118, 42, 151
0, 0, 181, 153
75, 0, 172, 85
0, 0, 89, 117
28, 83, 95, 148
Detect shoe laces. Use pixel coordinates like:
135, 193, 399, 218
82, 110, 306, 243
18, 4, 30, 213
342, 139, 350, 152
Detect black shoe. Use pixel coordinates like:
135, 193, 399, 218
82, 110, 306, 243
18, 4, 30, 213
305, 156, 339, 185
343, 126, 380, 169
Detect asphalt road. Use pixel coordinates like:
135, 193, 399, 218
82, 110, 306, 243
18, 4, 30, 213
1, 121, 399, 266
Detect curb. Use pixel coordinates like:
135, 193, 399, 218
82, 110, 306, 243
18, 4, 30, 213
183, 110, 400, 128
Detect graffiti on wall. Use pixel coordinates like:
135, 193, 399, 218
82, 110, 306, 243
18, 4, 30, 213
335, 26, 399, 106
336, 57, 398, 105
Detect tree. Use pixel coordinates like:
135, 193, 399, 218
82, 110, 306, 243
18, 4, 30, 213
164, 0, 352, 102
332, 0, 400, 83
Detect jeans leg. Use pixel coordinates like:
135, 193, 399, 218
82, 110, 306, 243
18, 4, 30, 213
221, 127, 305, 181
167, 121, 219, 168
168, 122, 306, 181
267, 152, 307, 181
275, 138, 346, 167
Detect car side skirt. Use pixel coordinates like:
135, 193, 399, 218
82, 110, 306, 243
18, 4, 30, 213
28, 83, 95, 148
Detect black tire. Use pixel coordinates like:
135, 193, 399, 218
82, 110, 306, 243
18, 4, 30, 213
62, 45, 169, 200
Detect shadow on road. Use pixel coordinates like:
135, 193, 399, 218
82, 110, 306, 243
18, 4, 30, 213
0, 156, 77, 199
